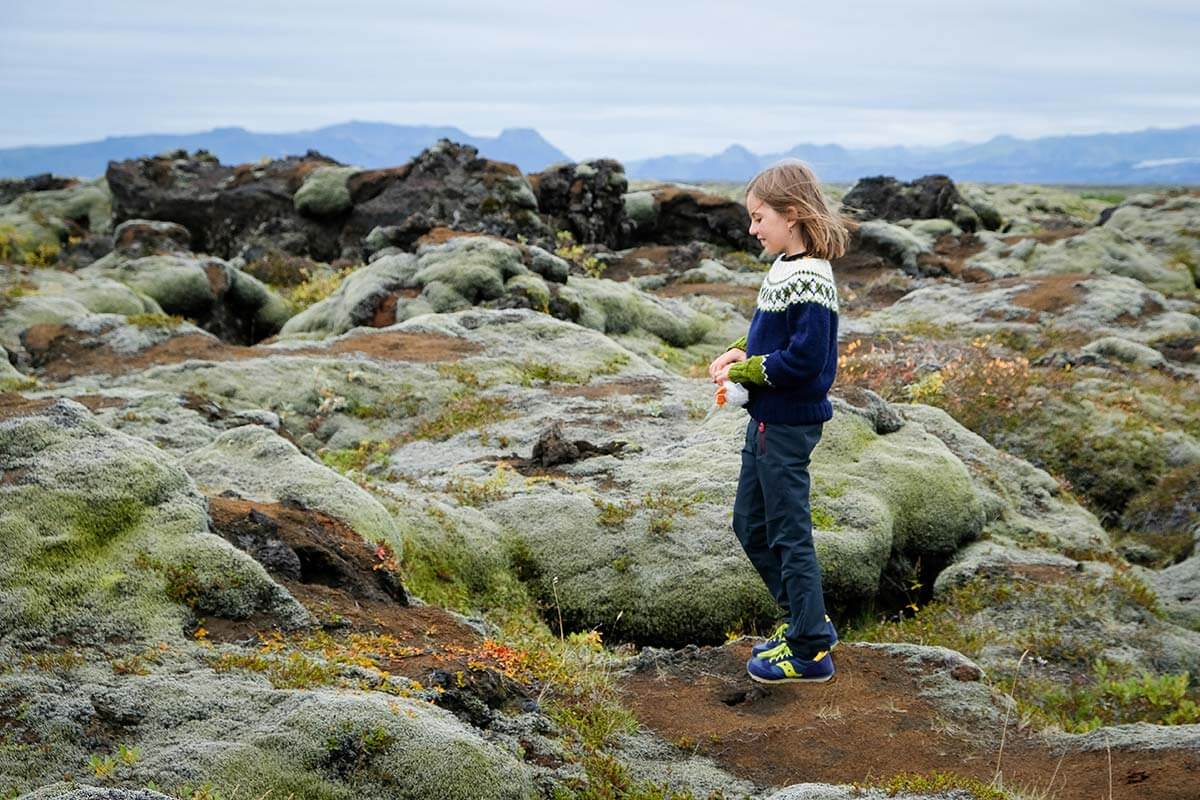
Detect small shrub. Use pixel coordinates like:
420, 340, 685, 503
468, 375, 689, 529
22, 242, 60, 268
554, 230, 605, 278
411, 391, 513, 441
1010, 662, 1200, 733
445, 466, 513, 507
594, 498, 635, 527
281, 265, 356, 312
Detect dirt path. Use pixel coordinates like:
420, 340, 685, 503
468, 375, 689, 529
619, 641, 1200, 799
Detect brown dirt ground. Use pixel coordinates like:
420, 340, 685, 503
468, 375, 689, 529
918, 233, 988, 281
547, 376, 664, 400
1001, 228, 1088, 246
22, 324, 481, 381
984, 273, 1091, 316
619, 642, 1200, 798
604, 245, 712, 282
549, 376, 667, 400
830, 251, 914, 315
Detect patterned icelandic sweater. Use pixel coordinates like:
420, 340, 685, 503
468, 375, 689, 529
726, 251, 839, 424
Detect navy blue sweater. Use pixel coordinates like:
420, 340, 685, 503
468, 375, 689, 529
738, 253, 839, 424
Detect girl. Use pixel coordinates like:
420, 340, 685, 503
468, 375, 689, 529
708, 159, 849, 684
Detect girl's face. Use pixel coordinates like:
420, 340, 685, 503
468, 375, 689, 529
746, 192, 799, 256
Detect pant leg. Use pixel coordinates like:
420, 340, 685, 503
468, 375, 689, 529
757, 420, 831, 658
731, 417, 787, 610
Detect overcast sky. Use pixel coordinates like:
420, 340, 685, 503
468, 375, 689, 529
3, 0, 1199, 160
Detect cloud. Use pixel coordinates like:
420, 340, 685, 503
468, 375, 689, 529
2, 0, 1198, 157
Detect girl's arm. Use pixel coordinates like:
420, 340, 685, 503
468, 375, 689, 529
726, 303, 833, 388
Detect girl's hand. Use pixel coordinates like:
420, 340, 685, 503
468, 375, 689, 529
709, 348, 746, 383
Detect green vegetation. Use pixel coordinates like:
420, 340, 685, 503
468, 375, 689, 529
321, 722, 396, 779
411, 392, 512, 440
126, 312, 185, 329
319, 439, 392, 474
0, 277, 36, 310
1010, 663, 1200, 733
865, 770, 1014, 800
0, 224, 60, 267
279, 264, 357, 313
444, 465, 514, 507
855, 568, 1197, 733
29, 495, 146, 570
555, 230, 605, 278
244, 251, 325, 287
721, 250, 768, 272
639, 488, 706, 536
517, 360, 590, 386
839, 331, 1199, 530
593, 498, 636, 527
1077, 189, 1128, 205
810, 505, 840, 530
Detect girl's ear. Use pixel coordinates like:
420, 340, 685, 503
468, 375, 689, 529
785, 205, 800, 228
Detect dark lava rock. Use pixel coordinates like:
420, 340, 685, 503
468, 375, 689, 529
529, 159, 629, 248
843, 174, 995, 232
530, 421, 628, 467
0, 173, 78, 205
107, 148, 347, 261
624, 186, 758, 250
342, 139, 550, 253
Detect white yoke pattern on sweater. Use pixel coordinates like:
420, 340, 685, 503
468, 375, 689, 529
756, 256, 839, 314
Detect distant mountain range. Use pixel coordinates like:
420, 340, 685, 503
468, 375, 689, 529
2, 122, 1199, 184
627, 126, 1200, 184
0, 122, 571, 179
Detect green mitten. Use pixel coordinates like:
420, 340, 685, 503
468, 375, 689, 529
727, 355, 768, 386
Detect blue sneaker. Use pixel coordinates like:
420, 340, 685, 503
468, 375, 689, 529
750, 615, 839, 657
746, 643, 835, 684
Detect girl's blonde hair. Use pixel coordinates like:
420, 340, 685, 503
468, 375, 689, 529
745, 159, 852, 260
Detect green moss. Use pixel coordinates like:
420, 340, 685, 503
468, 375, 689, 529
411, 391, 514, 441
1001, 663, 1200, 733
319, 440, 391, 474
1077, 190, 1127, 205
516, 360, 588, 386
867, 770, 1015, 800
398, 511, 530, 614
126, 312, 185, 329
811, 505, 839, 530
639, 489, 705, 536
0, 376, 38, 392
444, 467, 513, 507
211, 650, 340, 689
593, 498, 635, 527
856, 565, 1193, 733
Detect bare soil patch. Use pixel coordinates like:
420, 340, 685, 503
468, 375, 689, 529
620, 641, 1200, 798
204, 497, 531, 707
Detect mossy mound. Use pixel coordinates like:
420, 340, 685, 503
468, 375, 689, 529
278, 237, 738, 366
80, 253, 292, 344
1, 654, 536, 798
294, 166, 359, 217
0, 398, 309, 647
481, 403, 985, 647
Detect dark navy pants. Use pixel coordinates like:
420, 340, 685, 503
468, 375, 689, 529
732, 416, 831, 659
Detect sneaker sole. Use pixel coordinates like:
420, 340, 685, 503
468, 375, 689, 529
748, 671, 836, 684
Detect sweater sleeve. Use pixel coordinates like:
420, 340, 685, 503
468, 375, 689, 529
758, 302, 833, 389
726, 334, 747, 352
